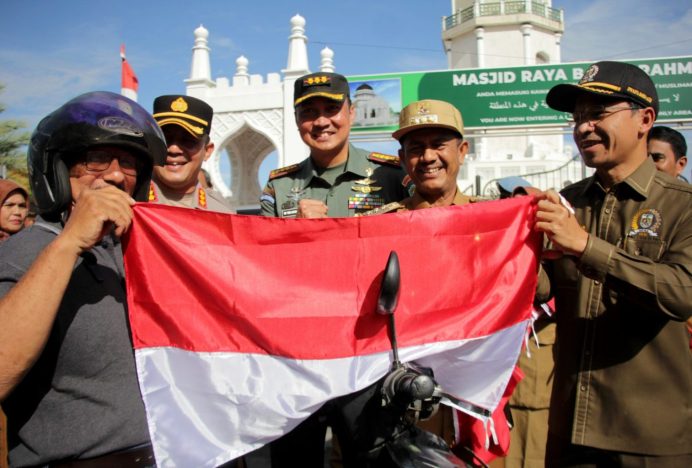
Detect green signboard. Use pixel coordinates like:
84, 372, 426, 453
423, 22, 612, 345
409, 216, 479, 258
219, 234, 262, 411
347, 56, 692, 132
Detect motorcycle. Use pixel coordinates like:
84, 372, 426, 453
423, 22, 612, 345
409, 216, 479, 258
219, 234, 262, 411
334, 251, 488, 468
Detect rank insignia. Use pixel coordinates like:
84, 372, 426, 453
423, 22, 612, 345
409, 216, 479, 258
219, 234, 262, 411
304, 75, 330, 86
198, 187, 207, 209
368, 152, 401, 167
348, 194, 384, 210
269, 164, 300, 180
351, 185, 382, 194
628, 208, 662, 238
148, 182, 158, 202
354, 167, 376, 186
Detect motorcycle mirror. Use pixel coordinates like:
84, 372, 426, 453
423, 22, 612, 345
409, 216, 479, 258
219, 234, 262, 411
377, 251, 400, 316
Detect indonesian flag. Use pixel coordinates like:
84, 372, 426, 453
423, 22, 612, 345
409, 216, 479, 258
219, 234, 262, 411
120, 44, 138, 101
123, 197, 541, 468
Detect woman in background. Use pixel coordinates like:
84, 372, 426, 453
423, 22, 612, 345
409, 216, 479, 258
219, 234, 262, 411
0, 179, 29, 242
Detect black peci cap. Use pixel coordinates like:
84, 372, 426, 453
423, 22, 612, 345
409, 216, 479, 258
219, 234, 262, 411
293, 72, 350, 107
546, 61, 659, 117
153, 95, 213, 139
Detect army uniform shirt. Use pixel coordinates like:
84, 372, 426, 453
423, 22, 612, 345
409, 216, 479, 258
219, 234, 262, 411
148, 180, 234, 213
539, 157, 692, 456
260, 144, 412, 218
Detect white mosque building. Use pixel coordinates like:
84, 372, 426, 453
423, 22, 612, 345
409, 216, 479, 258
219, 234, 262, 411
352, 84, 398, 127
180, 2, 580, 210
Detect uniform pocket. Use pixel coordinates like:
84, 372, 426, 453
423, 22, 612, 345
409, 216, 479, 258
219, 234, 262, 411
622, 236, 666, 261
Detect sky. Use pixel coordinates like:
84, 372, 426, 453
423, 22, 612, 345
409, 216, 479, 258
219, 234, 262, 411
2, 0, 691, 182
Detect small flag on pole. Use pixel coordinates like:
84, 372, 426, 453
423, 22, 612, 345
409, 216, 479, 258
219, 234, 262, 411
121, 44, 138, 101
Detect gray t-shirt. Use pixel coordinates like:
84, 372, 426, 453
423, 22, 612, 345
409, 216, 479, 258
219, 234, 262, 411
0, 218, 150, 466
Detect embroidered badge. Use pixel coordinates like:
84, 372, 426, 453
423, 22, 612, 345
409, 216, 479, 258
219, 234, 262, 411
351, 185, 382, 194
148, 182, 158, 202
580, 64, 599, 84
281, 201, 298, 217
354, 167, 376, 186
171, 97, 189, 112
260, 186, 276, 205
628, 208, 662, 238
198, 187, 207, 209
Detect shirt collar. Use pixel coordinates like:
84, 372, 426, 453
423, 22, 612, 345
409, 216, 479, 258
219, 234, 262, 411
581, 157, 656, 200
405, 189, 471, 210
343, 144, 370, 178
301, 144, 368, 189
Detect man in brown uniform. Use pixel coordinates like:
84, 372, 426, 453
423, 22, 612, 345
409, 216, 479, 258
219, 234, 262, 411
151, 95, 233, 212
365, 98, 477, 216
363, 99, 482, 458
535, 61, 692, 467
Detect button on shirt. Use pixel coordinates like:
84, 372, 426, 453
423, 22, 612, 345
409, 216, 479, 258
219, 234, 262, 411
541, 157, 692, 455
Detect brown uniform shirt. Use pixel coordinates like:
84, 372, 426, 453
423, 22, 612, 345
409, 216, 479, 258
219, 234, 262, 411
362, 188, 479, 447
540, 157, 692, 455
361, 190, 479, 215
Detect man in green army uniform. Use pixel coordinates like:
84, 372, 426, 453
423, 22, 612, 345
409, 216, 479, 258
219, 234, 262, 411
263, 72, 412, 468
260, 72, 412, 218
150, 94, 234, 213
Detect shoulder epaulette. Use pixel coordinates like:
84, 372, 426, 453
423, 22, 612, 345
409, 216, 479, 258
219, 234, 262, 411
268, 163, 301, 180
358, 201, 405, 217
368, 152, 400, 167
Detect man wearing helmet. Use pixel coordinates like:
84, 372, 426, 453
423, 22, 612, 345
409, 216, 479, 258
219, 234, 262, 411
0, 92, 166, 466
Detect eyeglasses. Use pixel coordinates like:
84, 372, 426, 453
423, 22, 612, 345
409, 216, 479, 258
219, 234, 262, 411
571, 104, 641, 125
83, 150, 140, 176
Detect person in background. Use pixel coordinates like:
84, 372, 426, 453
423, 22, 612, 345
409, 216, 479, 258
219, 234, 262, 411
0, 179, 29, 242
536, 61, 692, 467
647, 125, 687, 180
150, 94, 233, 212
647, 126, 692, 348
0, 179, 30, 467
496, 177, 557, 468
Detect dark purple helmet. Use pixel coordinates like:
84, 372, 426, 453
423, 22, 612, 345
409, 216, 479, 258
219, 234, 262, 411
28, 91, 166, 220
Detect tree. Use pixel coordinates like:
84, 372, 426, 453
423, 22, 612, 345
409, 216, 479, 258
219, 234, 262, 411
0, 84, 30, 187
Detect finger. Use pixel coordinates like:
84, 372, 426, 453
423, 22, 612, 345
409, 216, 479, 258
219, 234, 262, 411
543, 189, 562, 204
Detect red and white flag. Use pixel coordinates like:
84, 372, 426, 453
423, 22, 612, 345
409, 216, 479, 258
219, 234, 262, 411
120, 44, 138, 101
123, 197, 541, 467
